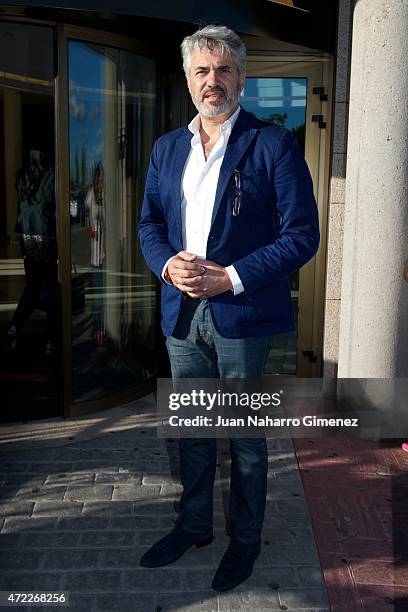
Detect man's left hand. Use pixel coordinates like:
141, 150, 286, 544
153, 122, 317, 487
186, 259, 233, 298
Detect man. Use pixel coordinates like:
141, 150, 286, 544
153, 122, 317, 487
138, 24, 319, 591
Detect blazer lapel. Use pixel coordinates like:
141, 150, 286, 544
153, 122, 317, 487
171, 129, 191, 248
211, 110, 258, 226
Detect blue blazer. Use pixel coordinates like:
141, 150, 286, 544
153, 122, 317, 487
138, 108, 320, 338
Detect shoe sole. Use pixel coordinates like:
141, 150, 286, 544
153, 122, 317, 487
212, 570, 254, 592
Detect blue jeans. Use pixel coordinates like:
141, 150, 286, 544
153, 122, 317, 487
166, 298, 272, 546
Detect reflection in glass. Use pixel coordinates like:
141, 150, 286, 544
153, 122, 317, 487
0, 23, 59, 420
68, 42, 156, 401
241, 78, 307, 375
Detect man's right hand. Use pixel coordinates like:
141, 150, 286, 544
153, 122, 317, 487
165, 251, 206, 293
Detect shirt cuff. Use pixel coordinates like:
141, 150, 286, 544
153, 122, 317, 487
161, 255, 176, 284
225, 265, 244, 295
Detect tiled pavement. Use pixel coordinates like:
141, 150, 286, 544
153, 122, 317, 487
2, 399, 408, 612
294, 438, 408, 612
0, 396, 330, 612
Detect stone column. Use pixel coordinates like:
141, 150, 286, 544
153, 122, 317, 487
323, 0, 353, 378
338, 0, 408, 378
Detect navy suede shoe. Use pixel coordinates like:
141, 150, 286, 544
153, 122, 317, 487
140, 524, 213, 568
211, 540, 261, 592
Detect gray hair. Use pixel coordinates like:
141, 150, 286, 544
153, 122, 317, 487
181, 24, 246, 75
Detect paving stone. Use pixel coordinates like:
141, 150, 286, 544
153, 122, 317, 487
217, 589, 281, 611
122, 569, 182, 592
262, 528, 298, 545
0, 462, 29, 473
42, 549, 101, 570
95, 472, 142, 484
77, 436, 128, 449
63, 570, 123, 591
64, 485, 113, 502
110, 515, 160, 530
1, 474, 47, 486
182, 568, 219, 591
133, 500, 180, 516
278, 587, 329, 609
266, 488, 304, 501
72, 461, 123, 470
280, 514, 314, 528
353, 584, 408, 612
1, 571, 63, 591
266, 545, 320, 566
131, 463, 171, 474
268, 473, 304, 488
160, 484, 183, 497
33, 502, 83, 517
263, 528, 314, 546
100, 547, 146, 568
268, 454, 299, 474
272, 471, 303, 485
297, 566, 327, 587
112, 484, 160, 501
155, 591, 217, 611
45, 472, 96, 485
82, 501, 134, 516
27, 463, 72, 474
142, 474, 178, 485
276, 498, 309, 514
0, 550, 43, 570
266, 439, 286, 451
134, 427, 156, 437
0, 532, 20, 547
63, 593, 95, 611
95, 592, 155, 612
0, 473, 8, 486
25, 448, 80, 462
1, 516, 57, 533
57, 516, 111, 530
78, 448, 140, 462
288, 528, 315, 544
20, 531, 81, 547
0, 501, 34, 518
79, 530, 135, 547
29, 450, 80, 462
342, 537, 394, 561
118, 464, 147, 473
74, 464, 120, 473
234, 567, 300, 591
12, 485, 67, 501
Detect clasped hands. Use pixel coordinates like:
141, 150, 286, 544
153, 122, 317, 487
165, 251, 233, 299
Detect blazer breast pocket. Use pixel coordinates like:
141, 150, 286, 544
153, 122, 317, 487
239, 169, 269, 195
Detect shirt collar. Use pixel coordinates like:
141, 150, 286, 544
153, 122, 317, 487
188, 105, 241, 136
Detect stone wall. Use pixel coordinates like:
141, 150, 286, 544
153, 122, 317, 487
323, 0, 353, 377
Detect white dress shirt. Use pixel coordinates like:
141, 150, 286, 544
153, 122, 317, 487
162, 105, 244, 295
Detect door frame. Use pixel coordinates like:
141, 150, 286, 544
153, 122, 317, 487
55, 24, 158, 416
246, 53, 334, 377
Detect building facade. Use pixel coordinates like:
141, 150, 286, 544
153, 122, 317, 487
0, 0, 405, 422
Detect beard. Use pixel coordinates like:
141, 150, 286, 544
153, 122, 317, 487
190, 85, 242, 117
